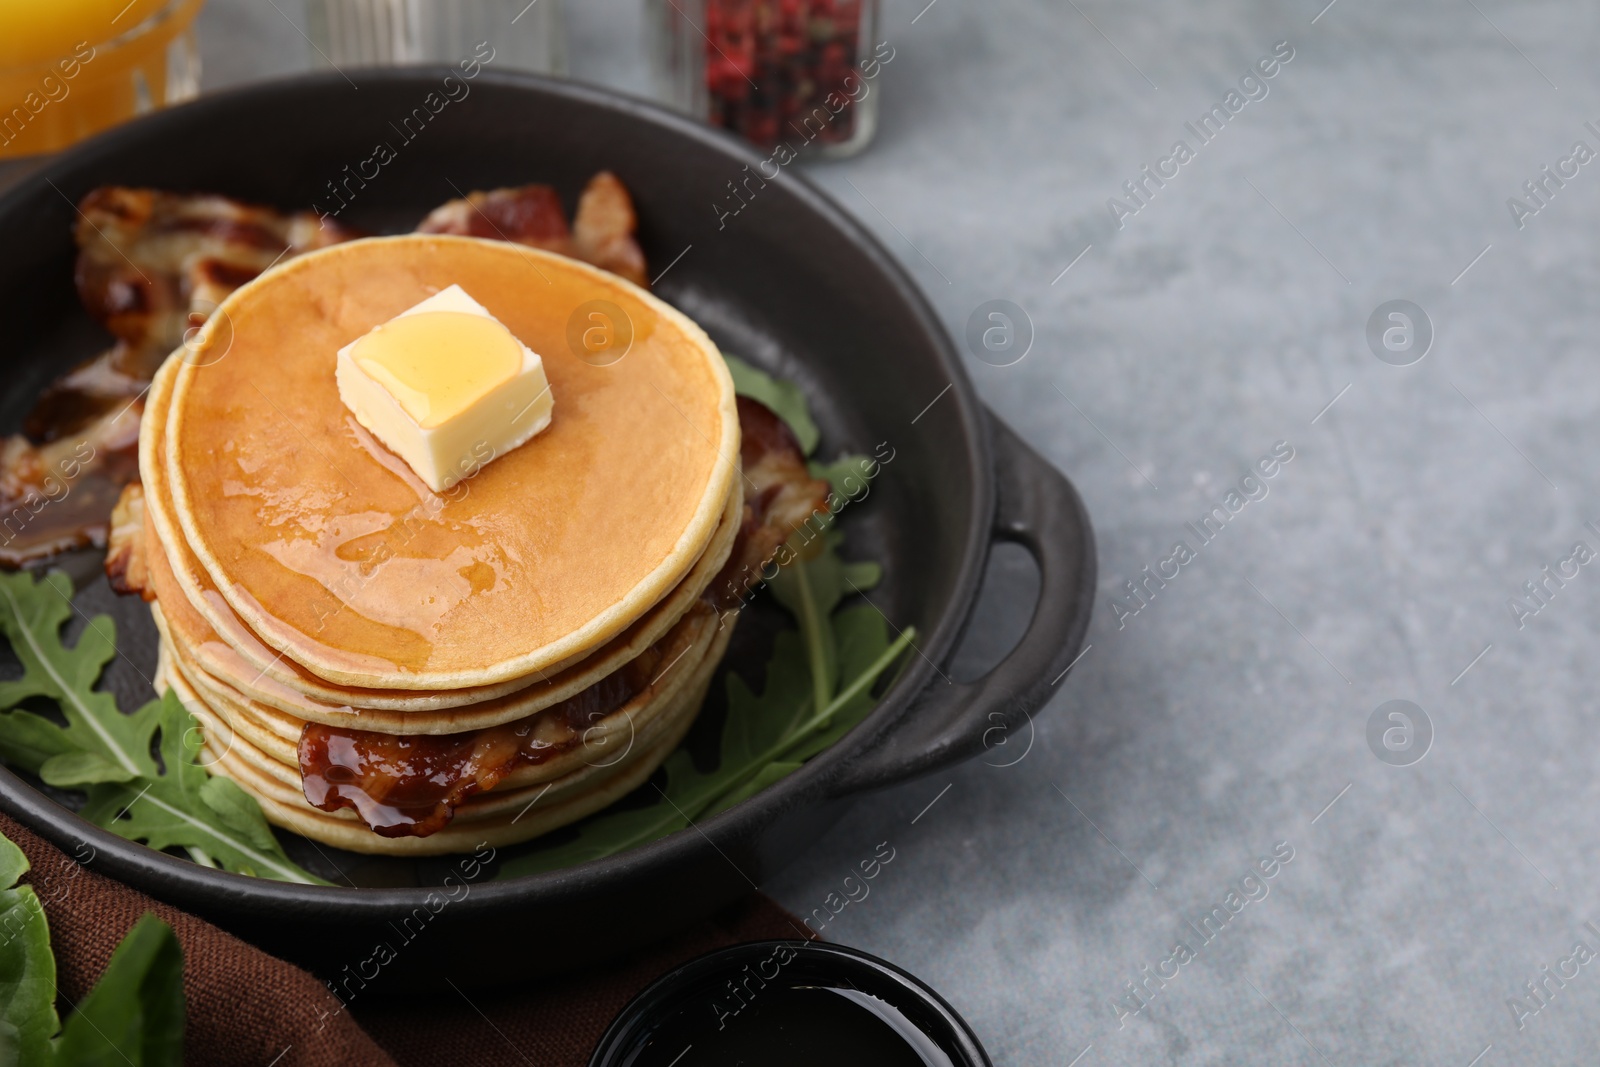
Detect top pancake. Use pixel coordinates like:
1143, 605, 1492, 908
162, 235, 739, 690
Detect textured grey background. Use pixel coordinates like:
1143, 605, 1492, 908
17, 0, 1600, 1063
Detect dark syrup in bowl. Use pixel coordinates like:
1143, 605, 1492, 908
590, 942, 990, 1067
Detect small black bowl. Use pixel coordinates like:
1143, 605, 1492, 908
590, 940, 993, 1067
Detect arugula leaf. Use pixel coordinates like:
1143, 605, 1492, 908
781, 605, 895, 763
51, 913, 183, 1067
494, 753, 697, 875
770, 558, 835, 721
39, 753, 138, 789
721, 630, 815, 774
768, 531, 883, 711
0, 570, 328, 886
0, 573, 157, 783
78, 693, 329, 884
698, 605, 913, 823
723, 355, 820, 455
808, 454, 869, 497
0, 823, 185, 1067
703, 761, 802, 816
0, 833, 57, 1067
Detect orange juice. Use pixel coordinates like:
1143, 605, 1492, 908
0, 0, 205, 159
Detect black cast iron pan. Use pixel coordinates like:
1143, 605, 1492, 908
0, 70, 1094, 989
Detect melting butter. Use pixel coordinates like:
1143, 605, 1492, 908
350, 311, 522, 429
335, 285, 554, 492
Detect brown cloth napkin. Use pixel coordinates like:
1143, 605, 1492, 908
1, 812, 811, 1066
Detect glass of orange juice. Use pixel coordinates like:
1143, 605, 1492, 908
0, 0, 205, 160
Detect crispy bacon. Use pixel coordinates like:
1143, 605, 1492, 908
50, 189, 354, 548
104, 481, 151, 599
21, 347, 148, 444
0, 400, 141, 569
415, 183, 571, 251
710, 397, 833, 609
572, 171, 649, 288
299, 628, 668, 837
41, 189, 358, 447
74, 186, 359, 378
416, 171, 650, 288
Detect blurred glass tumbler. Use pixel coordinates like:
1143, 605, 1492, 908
651, 0, 882, 158
0, 0, 204, 160
305, 0, 565, 73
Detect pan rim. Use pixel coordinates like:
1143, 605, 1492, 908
0, 66, 993, 916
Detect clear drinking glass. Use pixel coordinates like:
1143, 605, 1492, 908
0, 0, 205, 160
650, 0, 883, 158
305, 0, 566, 74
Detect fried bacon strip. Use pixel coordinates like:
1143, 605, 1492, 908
23, 190, 356, 448
416, 170, 650, 288
710, 397, 833, 610
571, 171, 650, 288
415, 182, 571, 252
21, 348, 148, 445
74, 186, 359, 380
104, 481, 151, 599
0, 400, 141, 568
300, 622, 670, 838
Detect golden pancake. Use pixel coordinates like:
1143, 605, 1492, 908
162, 235, 740, 689
140, 358, 742, 716
144, 461, 738, 730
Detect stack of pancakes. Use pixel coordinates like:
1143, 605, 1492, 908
137, 235, 743, 855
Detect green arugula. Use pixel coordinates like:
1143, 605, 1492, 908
0, 571, 327, 886
498, 357, 913, 878
0, 831, 185, 1066
46, 913, 184, 1067
0, 832, 56, 1065
723, 355, 820, 454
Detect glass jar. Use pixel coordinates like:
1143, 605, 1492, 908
0, 0, 204, 160
305, 0, 565, 74
650, 0, 882, 159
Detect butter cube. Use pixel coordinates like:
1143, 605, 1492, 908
336, 285, 553, 492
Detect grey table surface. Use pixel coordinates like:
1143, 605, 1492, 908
12, 0, 1600, 1063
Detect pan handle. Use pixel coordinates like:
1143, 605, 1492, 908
826, 412, 1097, 799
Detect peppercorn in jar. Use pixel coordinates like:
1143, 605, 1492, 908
651, 0, 884, 158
